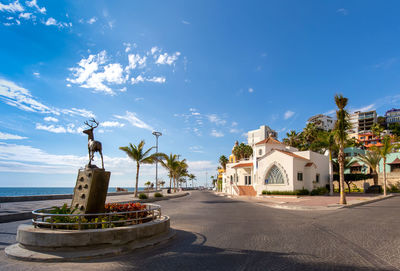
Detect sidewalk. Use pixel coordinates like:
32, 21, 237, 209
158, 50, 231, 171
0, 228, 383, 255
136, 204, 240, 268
216, 192, 396, 210
0, 191, 189, 223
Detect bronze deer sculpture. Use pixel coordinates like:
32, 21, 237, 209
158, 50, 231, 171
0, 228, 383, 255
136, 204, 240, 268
83, 118, 104, 169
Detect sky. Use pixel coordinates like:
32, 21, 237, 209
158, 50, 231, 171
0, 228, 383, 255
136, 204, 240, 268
1, 0, 400, 188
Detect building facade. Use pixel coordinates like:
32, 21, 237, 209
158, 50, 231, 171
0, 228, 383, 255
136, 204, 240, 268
385, 108, 400, 125
307, 114, 335, 131
222, 125, 330, 196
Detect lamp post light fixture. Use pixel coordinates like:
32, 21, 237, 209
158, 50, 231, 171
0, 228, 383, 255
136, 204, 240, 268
152, 131, 162, 190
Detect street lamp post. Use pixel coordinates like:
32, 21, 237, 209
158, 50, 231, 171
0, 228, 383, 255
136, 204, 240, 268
152, 131, 162, 190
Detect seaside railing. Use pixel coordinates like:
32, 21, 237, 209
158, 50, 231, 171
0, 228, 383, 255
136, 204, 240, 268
32, 203, 161, 230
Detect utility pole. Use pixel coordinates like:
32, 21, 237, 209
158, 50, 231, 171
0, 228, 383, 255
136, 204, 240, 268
205, 171, 208, 189
152, 131, 162, 190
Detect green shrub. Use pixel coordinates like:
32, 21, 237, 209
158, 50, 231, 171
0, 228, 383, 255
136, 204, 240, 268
310, 187, 328, 196
262, 190, 267, 195
295, 188, 310, 196
388, 184, 400, 193
138, 193, 148, 199
154, 192, 163, 197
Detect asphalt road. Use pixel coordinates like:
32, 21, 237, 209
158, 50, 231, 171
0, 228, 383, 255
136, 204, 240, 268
1, 191, 399, 271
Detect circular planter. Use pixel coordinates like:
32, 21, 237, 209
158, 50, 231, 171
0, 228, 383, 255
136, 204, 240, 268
5, 215, 174, 262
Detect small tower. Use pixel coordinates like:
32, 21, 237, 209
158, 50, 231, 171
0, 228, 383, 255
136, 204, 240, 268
229, 141, 239, 163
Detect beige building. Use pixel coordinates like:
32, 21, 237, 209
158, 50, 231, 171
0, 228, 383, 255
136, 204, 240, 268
222, 125, 330, 196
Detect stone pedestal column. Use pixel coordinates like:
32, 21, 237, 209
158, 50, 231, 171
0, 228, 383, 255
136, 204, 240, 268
71, 168, 111, 214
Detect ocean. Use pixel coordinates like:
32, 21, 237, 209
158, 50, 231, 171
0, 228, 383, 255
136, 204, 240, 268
0, 187, 145, 197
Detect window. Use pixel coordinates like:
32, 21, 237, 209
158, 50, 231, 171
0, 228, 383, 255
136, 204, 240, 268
297, 172, 303, 181
316, 174, 320, 183
230, 175, 233, 184
259, 149, 262, 156
265, 166, 285, 184
245, 176, 252, 185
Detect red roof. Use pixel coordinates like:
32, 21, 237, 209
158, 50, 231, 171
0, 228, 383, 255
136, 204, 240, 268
351, 162, 362, 167
273, 149, 309, 161
305, 162, 314, 167
388, 158, 400, 165
255, 137, 284, 146
232, 162, 253, 168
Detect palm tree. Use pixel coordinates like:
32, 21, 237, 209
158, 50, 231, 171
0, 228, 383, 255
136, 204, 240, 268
219, 155, 229, 170
119, 140, 158, 197
371, 123, 384, 139
285, 130, 299, 147
159, 180, 166, 188
358, 150, 381, 185
333, 94, 351, 204
174, 160, 188, 190
188, 173, 196, 188
144, 181, 152, 191
157, 153, 179, 192
372, 136, 398, 196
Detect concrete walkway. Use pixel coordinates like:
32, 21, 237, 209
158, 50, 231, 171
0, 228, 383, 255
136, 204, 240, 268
215, 192, 396, 210
0, 191, 188, 223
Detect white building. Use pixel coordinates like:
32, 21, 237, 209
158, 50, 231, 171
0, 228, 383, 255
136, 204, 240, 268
307, 114, 335, 131
222, 125, 330, 196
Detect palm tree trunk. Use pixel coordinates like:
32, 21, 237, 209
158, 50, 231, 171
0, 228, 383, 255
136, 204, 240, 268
339, 146, 347, 204
383, 157, 387, 196
135, 162, 140, 198
169, 176, 172, 192
173, 177, 176, 192
329, 150, 333, 196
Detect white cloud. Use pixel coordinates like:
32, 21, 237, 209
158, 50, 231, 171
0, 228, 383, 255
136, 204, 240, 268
67, 51, 125, 95
155, 52, 181, 65
0, 142, 215, 184
66, 83, 71, 87
35, 123, 84, 134
60, 108, 95, 118
0, 78, 57, 114
211, 129, 224, 137
336, 8, 348, 16
351, 104, 375, 113
36, 123, 66, 133
44, 116, 58, 122
120, 87, 127, 92
100, 121, 125, 128
131, 75, 145, 85
146, 76, 166, 83
114, 111, 153, 131
248, 87, 254, 93
0, 131, 27, 140
207, 114, 226, 126
150, 46, 160, 55
44, 17, 57, 26
135, 97, 144, 101
126, 54, 147, 70
19, 12, 31, 19
87, 17, 97, 24
284, 110, 295, 120
123, 42, 136, 53
189, 145, 204, 153
32, 72, 40, 78
131, 75, 165, 85
0, 0, 24, 13
182, 20, 190, 25
26, 0, 45, 14
0, 78, 95, 118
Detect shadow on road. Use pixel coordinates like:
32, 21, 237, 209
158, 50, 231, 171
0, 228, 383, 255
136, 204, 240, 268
71, 229, 395, 271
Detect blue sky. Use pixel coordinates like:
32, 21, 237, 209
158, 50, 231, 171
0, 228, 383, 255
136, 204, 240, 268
1, 0, 400, 187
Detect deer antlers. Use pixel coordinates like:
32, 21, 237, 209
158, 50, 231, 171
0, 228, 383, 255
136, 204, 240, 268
84, 118, 99, 129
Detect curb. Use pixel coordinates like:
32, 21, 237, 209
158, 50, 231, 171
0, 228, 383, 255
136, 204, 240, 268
0, 192, 189, 224
343, 194, 395, 208
217, 192, 397, 211
5, 229, 176, 262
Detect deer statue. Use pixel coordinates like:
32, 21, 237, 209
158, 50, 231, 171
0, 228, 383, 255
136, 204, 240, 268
83, 118, 104, 169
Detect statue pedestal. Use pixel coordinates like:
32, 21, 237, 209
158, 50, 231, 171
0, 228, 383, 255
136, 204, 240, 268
71, 168, 111, 213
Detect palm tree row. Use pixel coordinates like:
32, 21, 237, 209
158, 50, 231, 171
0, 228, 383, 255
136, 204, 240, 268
119, 140, 195, 198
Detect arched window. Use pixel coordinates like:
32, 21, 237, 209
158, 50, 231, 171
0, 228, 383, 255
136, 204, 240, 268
265, 165, 285, 184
